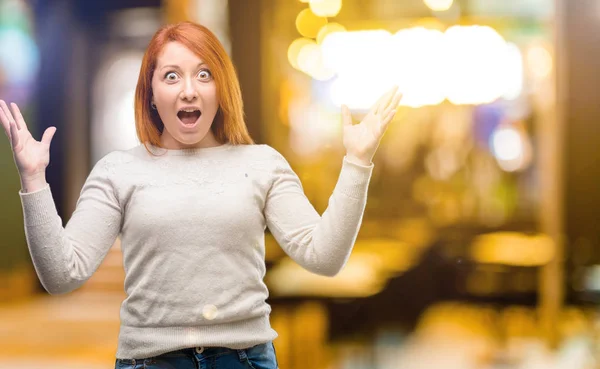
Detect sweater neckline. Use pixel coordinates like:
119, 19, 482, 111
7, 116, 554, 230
144, 142, 233, 156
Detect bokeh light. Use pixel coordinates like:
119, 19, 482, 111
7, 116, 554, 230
0, 28, 39, 85
317, 25, 523, 108
295, 8, 328, 39
0, 0, 39, 104
316, 22, 346, 44
423, 0, 454, 12
527, 44, 553, 80
309, 0, 342, 18
288, 37, 315, 71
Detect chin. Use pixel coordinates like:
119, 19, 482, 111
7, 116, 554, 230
180, 132, 212, 145
178, 136, 206, 146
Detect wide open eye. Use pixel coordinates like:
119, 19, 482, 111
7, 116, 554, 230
198, 69, 213, 81
165, 72, 179, 81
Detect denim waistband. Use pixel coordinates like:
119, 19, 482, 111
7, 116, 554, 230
166, 346, 242, 358
117, 347, 242, 367
117, 342, 274, 367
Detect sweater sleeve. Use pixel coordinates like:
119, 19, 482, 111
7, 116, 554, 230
18, 153, 123, 295
264, 148, 374, 277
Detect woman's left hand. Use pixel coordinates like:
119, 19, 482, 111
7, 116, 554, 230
342, 86, 402, 166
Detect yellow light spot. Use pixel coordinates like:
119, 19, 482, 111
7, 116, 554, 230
423, 0, 454, 11
316, 22, 346, 44
288, 38, 315, 70
310, 64, 336, 81
297, 42, 336, 80
527, 44, 553, 79
297, 42, 321, 74
296, 8, 327, 39
412, 17, 446, 31
309, 0, 342, 17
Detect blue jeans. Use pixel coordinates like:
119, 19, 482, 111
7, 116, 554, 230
115, 342, 278, 369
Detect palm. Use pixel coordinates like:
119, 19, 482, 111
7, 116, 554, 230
341, 86, 402, 163
13, 130, 51, 174
0, 100, 56, 177
343, 111, 384, 158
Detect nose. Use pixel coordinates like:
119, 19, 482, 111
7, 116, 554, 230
180, 78, 198, 101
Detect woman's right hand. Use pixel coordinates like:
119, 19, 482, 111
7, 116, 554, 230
0, 100, 56, 184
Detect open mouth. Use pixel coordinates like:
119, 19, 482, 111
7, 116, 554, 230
177, 109, 202, 126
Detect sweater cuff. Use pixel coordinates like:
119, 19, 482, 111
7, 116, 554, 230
336, 156, 374, 199
19, 184, 59, 226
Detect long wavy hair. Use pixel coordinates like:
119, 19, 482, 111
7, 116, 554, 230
134, 22, 254, 153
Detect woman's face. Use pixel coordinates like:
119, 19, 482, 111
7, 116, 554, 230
151, 41, 220, 149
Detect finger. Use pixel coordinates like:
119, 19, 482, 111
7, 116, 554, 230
382, 109, 397, 127
9, 121, 20, 149
341, 105, 353, 127
0, 103, 11, 138
378, 86, 399, 114
10, 103, 29, 132
382, 92, 403, 118
369, 89, 392, 116
390, 92, 403, 110
378, 110, 397, 137
374, 85, 399, 115
0, 100, 18, 131
41, 126, 57, 146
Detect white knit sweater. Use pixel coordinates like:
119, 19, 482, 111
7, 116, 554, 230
19, 142, 374, 359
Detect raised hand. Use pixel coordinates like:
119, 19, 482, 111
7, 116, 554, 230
341, 86, 402, 165
0, 100, 56, 189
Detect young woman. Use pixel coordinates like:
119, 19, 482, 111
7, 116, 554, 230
0, 21, 401, 369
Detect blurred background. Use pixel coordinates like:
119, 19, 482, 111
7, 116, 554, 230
0, 0, 599, 368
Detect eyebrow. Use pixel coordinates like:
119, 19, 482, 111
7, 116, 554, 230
160, 63, 207, 71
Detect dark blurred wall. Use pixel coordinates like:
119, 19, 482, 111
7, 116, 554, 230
561, 0, 600, 281
32, 0, 160, 218
32, 0, 75, 227
228, 0, 265, 143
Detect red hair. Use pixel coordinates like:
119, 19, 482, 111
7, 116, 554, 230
135, 22, 254, 152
